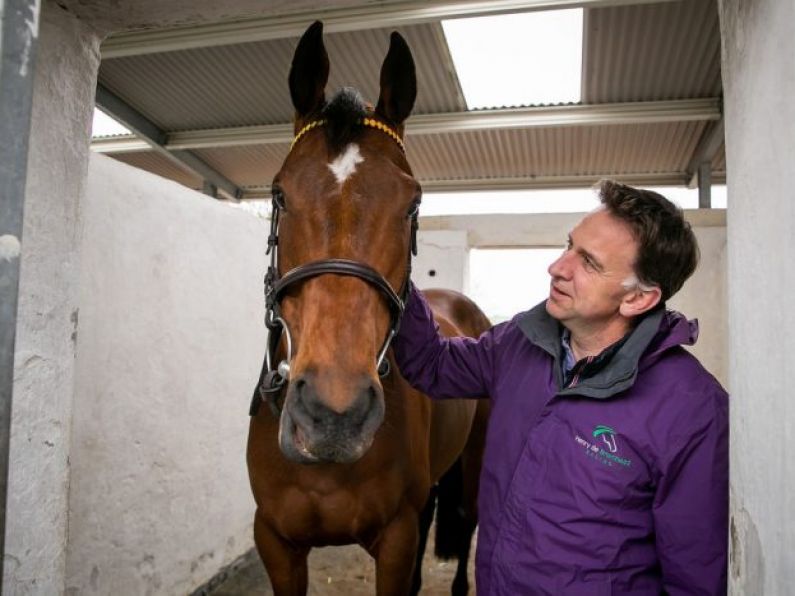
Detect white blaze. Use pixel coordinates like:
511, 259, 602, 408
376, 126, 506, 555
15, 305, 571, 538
328, 144, 364, 184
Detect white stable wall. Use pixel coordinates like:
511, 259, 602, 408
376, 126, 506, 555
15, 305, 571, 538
4, 4, 101, 594
65, 154, 267, 594
414, 230, 469, 292
719, 1, 795, 593
668, 220, 727, 388
421, 210, 727, 387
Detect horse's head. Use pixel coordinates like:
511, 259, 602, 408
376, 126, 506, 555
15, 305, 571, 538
268, 21, 420, 464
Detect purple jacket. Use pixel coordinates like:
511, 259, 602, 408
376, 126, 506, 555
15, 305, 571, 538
394, 285, 728, 595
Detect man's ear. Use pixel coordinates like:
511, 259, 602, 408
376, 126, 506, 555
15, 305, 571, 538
619, 285, 662, 318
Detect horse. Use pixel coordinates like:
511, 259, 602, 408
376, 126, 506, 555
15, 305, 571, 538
246, 21, 490, 595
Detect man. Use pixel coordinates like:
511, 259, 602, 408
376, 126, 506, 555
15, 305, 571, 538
394, 180, 728, 595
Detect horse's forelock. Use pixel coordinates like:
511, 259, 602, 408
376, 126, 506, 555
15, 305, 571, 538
322, 87, 368, 153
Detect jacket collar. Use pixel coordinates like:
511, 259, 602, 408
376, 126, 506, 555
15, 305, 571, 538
517, 301, 697, 399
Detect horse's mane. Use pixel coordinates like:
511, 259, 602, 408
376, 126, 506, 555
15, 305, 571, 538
322, 87, 368, 154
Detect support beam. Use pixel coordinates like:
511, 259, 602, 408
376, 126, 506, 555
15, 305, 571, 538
408, 98, 720, 134
698, 162, 712, 209
0, 0, 41, 585
95, 84, 165, 145
202, 180, 218, 199
91, 98, 721, 153
238, 171, 717, 198
89, 135, 150, 153
686, 117, 724, 188
417, 173, 692, 192
100, 0, 679, 59
95, 85, 243, 200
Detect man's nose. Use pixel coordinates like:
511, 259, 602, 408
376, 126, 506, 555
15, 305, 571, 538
548, 250, 572, 279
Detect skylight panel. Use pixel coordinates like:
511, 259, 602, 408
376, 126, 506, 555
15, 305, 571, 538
91, 108, 132, 137
442, 9, 583, 109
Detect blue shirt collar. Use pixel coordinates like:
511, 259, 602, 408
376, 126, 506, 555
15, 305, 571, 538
560, 328, 577, 377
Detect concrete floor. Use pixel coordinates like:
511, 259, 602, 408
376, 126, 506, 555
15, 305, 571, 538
204, 549, 270, 595
202, 526, 475, 595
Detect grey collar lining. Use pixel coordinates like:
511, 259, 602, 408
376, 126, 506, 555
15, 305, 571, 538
517, 302, 664, 399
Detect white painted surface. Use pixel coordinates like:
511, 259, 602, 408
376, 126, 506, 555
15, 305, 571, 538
414, 230, 469, 293
65, 155, 267, 595
719, 1, 795, 593
421, 210, 727, 386
0, 235, 22, 261
667, 224, 727, 388
17, 0, 40, 78
4, 5, 100, 594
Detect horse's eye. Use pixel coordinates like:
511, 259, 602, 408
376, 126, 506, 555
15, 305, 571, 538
272, 186, 286, 211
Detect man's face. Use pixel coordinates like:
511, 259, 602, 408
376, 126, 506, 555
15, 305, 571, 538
546, 208, 640, 334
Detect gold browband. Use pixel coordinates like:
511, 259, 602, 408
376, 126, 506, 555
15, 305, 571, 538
290, 117, 406, 153
361, 117, 406, 152
290, 119, 327, 151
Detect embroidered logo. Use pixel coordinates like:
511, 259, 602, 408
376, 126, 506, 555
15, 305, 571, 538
593, 425, 618, 453
574, 425, 632, 468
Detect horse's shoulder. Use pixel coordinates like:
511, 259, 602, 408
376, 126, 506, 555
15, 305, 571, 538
423, 287, 491, 338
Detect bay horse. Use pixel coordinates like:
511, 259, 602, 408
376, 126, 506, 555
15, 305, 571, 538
247, 21, 490, 595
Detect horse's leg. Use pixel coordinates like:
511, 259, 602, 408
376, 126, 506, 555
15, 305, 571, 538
450, 399, 488, 595
435, 458, 476, 596
451, 516, 476, 596
254, 511, 309, 596
369, 504, 420, 596
410, 486, 437, 596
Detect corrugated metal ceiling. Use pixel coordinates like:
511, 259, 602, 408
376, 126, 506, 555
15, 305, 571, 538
108, 151, 203, 189
98, 23, 465, 131
408, 121, 711, 181
148, 119, 723, 197
95, 0, 726, 199
582, 0, 721, 102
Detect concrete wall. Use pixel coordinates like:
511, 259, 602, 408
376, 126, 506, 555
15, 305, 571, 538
414, 230, 469, 292
4, 4, 101, 594
65, 154, 267, 594
667, 220, 727, 388
719, 0, 795, 593
421, 210, 728, 387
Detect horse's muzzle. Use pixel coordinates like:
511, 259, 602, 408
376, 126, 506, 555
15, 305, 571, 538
277, 373, 385, 464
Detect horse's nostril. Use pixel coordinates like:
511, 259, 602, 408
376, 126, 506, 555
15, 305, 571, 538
289, 373, 384, 431
366, 383, 380, 409
292, 377, 324, 422
295, 379, 307, 406
349, 380, 383, 425
354, 380, 385, 436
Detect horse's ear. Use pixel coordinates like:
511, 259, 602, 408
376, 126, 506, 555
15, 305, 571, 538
375, 32, 416, 127
289, 21, 329, 120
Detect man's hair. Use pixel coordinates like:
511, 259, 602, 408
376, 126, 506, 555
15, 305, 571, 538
598, 180, 699, 302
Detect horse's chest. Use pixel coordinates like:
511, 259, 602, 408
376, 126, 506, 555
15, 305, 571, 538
270, 478, 403, 545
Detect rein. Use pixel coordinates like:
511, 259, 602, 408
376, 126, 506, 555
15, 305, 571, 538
250, 117, 418, 417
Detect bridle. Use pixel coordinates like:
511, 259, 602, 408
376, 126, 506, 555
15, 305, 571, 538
250, 116, 419, 416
